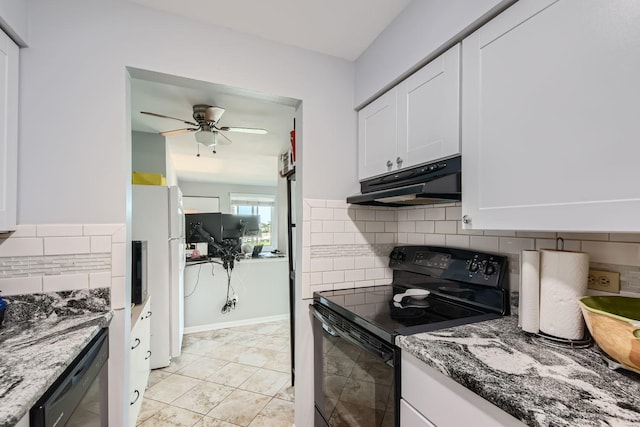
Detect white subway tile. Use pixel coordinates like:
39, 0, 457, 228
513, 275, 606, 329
310, 272, 323, 285
44, 237, 90, 255
484, 230, 517, 237
445, 206, 462, 221
446, 235, 470, 248
326, 200, 347, 209
0, 276, 43, 295
365, 268, 385, 280
609, 233, 640, 243
311, 207, 333, 220
354, 280, 375, 288
354, 256, 375, 269
558, 232, 609, 242
310, 221, 323, 233
306, 199, 326, 208
398, 222, 416, 233
535, 239, 580, 252
396, 210, 408, 221
303, 223, 311, 247
345, 269, 365, 282
303, 200, 311, 220
355, 210, 376, 221
311, 233, 334, 246
333, 257, 355, 271
499, 237, 535, 254
111, 242, 126, 277
424, 208, 446, 221
516, 231, 557, 239
302, 247, 311, 272
375, 278, 391, 286
43, 273, 89, 292
112, 225, 126, 243
456, 222, 484, 235
310, 258, 333, 272
84, 224, 122, 236
435, 221, 457, 234
385, 222, 398, 233
415, 221, 435, 234
333, 208, 350, 221
397, 233, 408, 244
90, 271, 111, 288
407, 234, 425, 245
365, 222, 385, 233
470, 236, 499, 252
407, 209, 425, 221
374, 256, 389, 268
308, 284, 335, 298
10, 225, 37, 237
37, 224, 83, 237
91, 236, 112, 253
582, 241, 640, 266
375, 233, 395, 244
354, 233, 375, 245
322, 221, 345, 233
425, 234, 446, 246
323, 270, 345, 284
333, 233, 355, 245
376, 211, 395, 221
0, 237, 44, 257
343, 220, 362, 233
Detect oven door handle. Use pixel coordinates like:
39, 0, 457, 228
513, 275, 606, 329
310, 306, 395, 366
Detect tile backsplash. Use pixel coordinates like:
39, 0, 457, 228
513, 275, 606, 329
0, 224, 126, 309
302, 199, 640, 299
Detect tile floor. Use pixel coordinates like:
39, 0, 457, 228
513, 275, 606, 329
137, 319, 294, 427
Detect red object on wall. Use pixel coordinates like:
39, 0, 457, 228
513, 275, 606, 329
290, 129, 296, 163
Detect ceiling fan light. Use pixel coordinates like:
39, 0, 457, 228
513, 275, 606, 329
195, 130, 217, 147
224, 127, 268, 135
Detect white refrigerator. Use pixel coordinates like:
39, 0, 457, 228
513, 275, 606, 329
132, 185, 185, 369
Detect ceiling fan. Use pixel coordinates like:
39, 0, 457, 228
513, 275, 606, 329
141, 104, 268, 147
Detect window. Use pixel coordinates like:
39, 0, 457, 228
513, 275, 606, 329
230, 193, 276, 250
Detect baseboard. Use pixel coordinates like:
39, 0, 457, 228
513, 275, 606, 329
183, 313, 290, 334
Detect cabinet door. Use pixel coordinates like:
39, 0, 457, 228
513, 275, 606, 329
401, 399, 437, 427
0, 30, 18, 233
398, 44, 460, 169
462, 0, 640, 231
358, 88, 398, 180
129, 297, 151, 426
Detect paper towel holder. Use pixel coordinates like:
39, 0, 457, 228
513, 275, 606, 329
531, 331, 592, 350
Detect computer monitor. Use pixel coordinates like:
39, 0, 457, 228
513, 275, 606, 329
221, 214, 260, 239
185, 213, 224, 244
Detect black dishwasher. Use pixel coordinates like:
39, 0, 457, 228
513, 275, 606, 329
30, 328, 109, 427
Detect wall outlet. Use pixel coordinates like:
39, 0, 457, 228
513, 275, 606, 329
587, 269, 620, 293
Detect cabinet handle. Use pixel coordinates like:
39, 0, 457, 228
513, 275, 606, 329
131, 338, 141, 350
462, 215, 472, 225
386, 160, 393, 168
145, 311, 152, 319
145, 350, 152, 360
130, 390, 140, 405
396, 157, 403, 167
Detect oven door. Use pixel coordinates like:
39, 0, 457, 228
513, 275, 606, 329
311, 303, 399, 427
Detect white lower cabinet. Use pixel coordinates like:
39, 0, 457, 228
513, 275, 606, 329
129, 297, 151, 426
461, 0, 640, 231
401, 351, 525, 427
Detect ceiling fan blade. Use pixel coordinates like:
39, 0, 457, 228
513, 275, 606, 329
160, 128, 199, 137
218, 126, 268, 135
216, 131, 233, 145
141, 111, 198, 127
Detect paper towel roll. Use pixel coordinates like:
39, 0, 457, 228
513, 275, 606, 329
539, 250, 590, 340
520, 250, 541, 334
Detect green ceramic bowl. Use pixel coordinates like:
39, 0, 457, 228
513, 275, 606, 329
578, 296, 640, 373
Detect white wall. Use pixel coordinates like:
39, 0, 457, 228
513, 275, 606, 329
354, 0, 514, 108
19, 0, 358, 226
0, 0, 28, 46
132, 131, 167, 177
179, 181, 278, 215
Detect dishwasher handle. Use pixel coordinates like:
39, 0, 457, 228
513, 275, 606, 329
311, 305, 394, 366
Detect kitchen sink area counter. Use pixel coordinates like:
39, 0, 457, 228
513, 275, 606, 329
397, 313, 640, 427
0, 289, 112, 427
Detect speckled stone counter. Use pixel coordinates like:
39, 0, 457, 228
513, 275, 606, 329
397, 314, 640, 427
0, 289, 112, 427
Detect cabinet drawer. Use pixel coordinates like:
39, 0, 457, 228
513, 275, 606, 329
401, 399, 436, 427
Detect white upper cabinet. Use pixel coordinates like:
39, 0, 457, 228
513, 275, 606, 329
358, 88, 399, 180
462, 0, 640, 231
398, 44, 460, 170
0, 29, 18, 233
358, 44, 461, 181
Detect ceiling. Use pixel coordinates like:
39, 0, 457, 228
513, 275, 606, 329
128, 0, 413, 61
130, 1, 414, 187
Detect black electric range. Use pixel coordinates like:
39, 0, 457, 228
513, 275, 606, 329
313, 245, 510, 345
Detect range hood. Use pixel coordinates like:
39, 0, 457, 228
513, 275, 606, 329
347, 156, 461, 207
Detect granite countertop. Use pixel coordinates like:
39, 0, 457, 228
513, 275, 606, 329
0, 289, 112, 427
397, 314, 640, 427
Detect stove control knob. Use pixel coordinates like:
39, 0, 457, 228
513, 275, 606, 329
469, 262, 479, 272
484, 263, 496, 276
